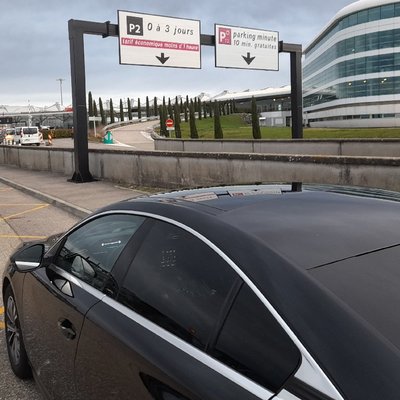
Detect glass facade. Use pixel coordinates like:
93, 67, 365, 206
304, 1, 400, 125
304, 28, 400, 78
304, 76, 400, 108
307, 2, 400, 57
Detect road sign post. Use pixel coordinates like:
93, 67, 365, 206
88, 116, 102, 137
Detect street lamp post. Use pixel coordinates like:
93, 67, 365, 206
56, 78, 65, 106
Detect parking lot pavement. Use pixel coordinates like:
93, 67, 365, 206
0, 182, 81, 400
0, 165, 152, 218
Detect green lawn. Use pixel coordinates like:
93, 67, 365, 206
175, 114, 400, 139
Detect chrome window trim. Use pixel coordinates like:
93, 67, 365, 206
102, 295, 274, 400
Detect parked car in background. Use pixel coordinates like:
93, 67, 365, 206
19, 127, 43, 146
3, 185, 400, 400
4, 128, 21, 145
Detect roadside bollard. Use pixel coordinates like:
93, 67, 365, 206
47, 132, 53, 146
103, 130, 113, 144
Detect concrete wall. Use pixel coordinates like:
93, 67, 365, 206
154, 138, 400, 157
1, 145, 399, 192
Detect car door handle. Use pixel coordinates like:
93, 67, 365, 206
58, 319, 76, 340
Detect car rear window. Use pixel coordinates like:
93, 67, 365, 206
310, 245, 400, 350
22, 128, 38, 134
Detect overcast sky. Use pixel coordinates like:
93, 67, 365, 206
0, 0, 355, 106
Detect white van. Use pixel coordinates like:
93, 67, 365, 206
19, 127, 43, 146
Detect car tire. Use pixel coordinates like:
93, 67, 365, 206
4, 285, 32, 379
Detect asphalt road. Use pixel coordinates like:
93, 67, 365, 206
51, 120, 157, 151
0, 182, 79, 400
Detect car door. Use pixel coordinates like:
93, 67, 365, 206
74, 217, 301, 400
21, 213, 145, 399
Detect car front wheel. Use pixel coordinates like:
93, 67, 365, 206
4, 285, 32, 379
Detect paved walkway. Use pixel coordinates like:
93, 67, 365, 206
0, 165, 152, 218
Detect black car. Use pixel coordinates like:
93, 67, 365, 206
3, 185, 400, 400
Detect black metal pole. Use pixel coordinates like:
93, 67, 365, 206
290, 50, 303, 139
69, 20, 93, 182
279, 41, 303, 139
68, 20, 119, 183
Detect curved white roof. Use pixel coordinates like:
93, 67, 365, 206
305, 0, 399, 52
211, 85, 291, 102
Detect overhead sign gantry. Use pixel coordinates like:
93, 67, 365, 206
68, 12, 302, 183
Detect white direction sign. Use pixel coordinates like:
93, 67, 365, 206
215, 24, 279, 71
118, 11, 201, 69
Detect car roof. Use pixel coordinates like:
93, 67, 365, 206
121, 184, 400, 270
99, 184, 400, 398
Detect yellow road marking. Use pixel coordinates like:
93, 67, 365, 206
0, 235, 47, 239
0, 307, 4, 330
1, 204, 50, 220
0, 203, 48, 206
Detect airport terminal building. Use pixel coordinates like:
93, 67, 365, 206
303, 0, 400, 128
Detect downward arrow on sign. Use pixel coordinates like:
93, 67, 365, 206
242, 52, 256, 65
156, 53, 170, 64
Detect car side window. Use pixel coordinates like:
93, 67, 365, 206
118, 220, 237, 350
210, 283, 301, 392
55, 214, 145, 290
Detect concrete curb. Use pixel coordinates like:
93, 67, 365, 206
0, 177, 91, 219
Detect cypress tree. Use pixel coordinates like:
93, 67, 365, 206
88, 91, 93, 115
99, 97, 106, 125
214, 101, 223, 139
175, 96, 179, 118
209, 101, 213, 118
154, 97, 158, 116
168, 98, 173, 119
251, 96, 261, 139
189, 100, 198, 139
127, 98, 132, 120
88, 91, 93, 128
203, 101, 207, 119
93, 100, 98, 132
159, 106, 167, 136
185, 95, 189, 122
146, 96, 150, 117
163, 104, 169, 137
110, 98, 115, 124
174, 103, 182, 138
198, 98, 202, 120
119, 98, 124, 122
138, 98, 142, 119
180, 98, 184, 113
